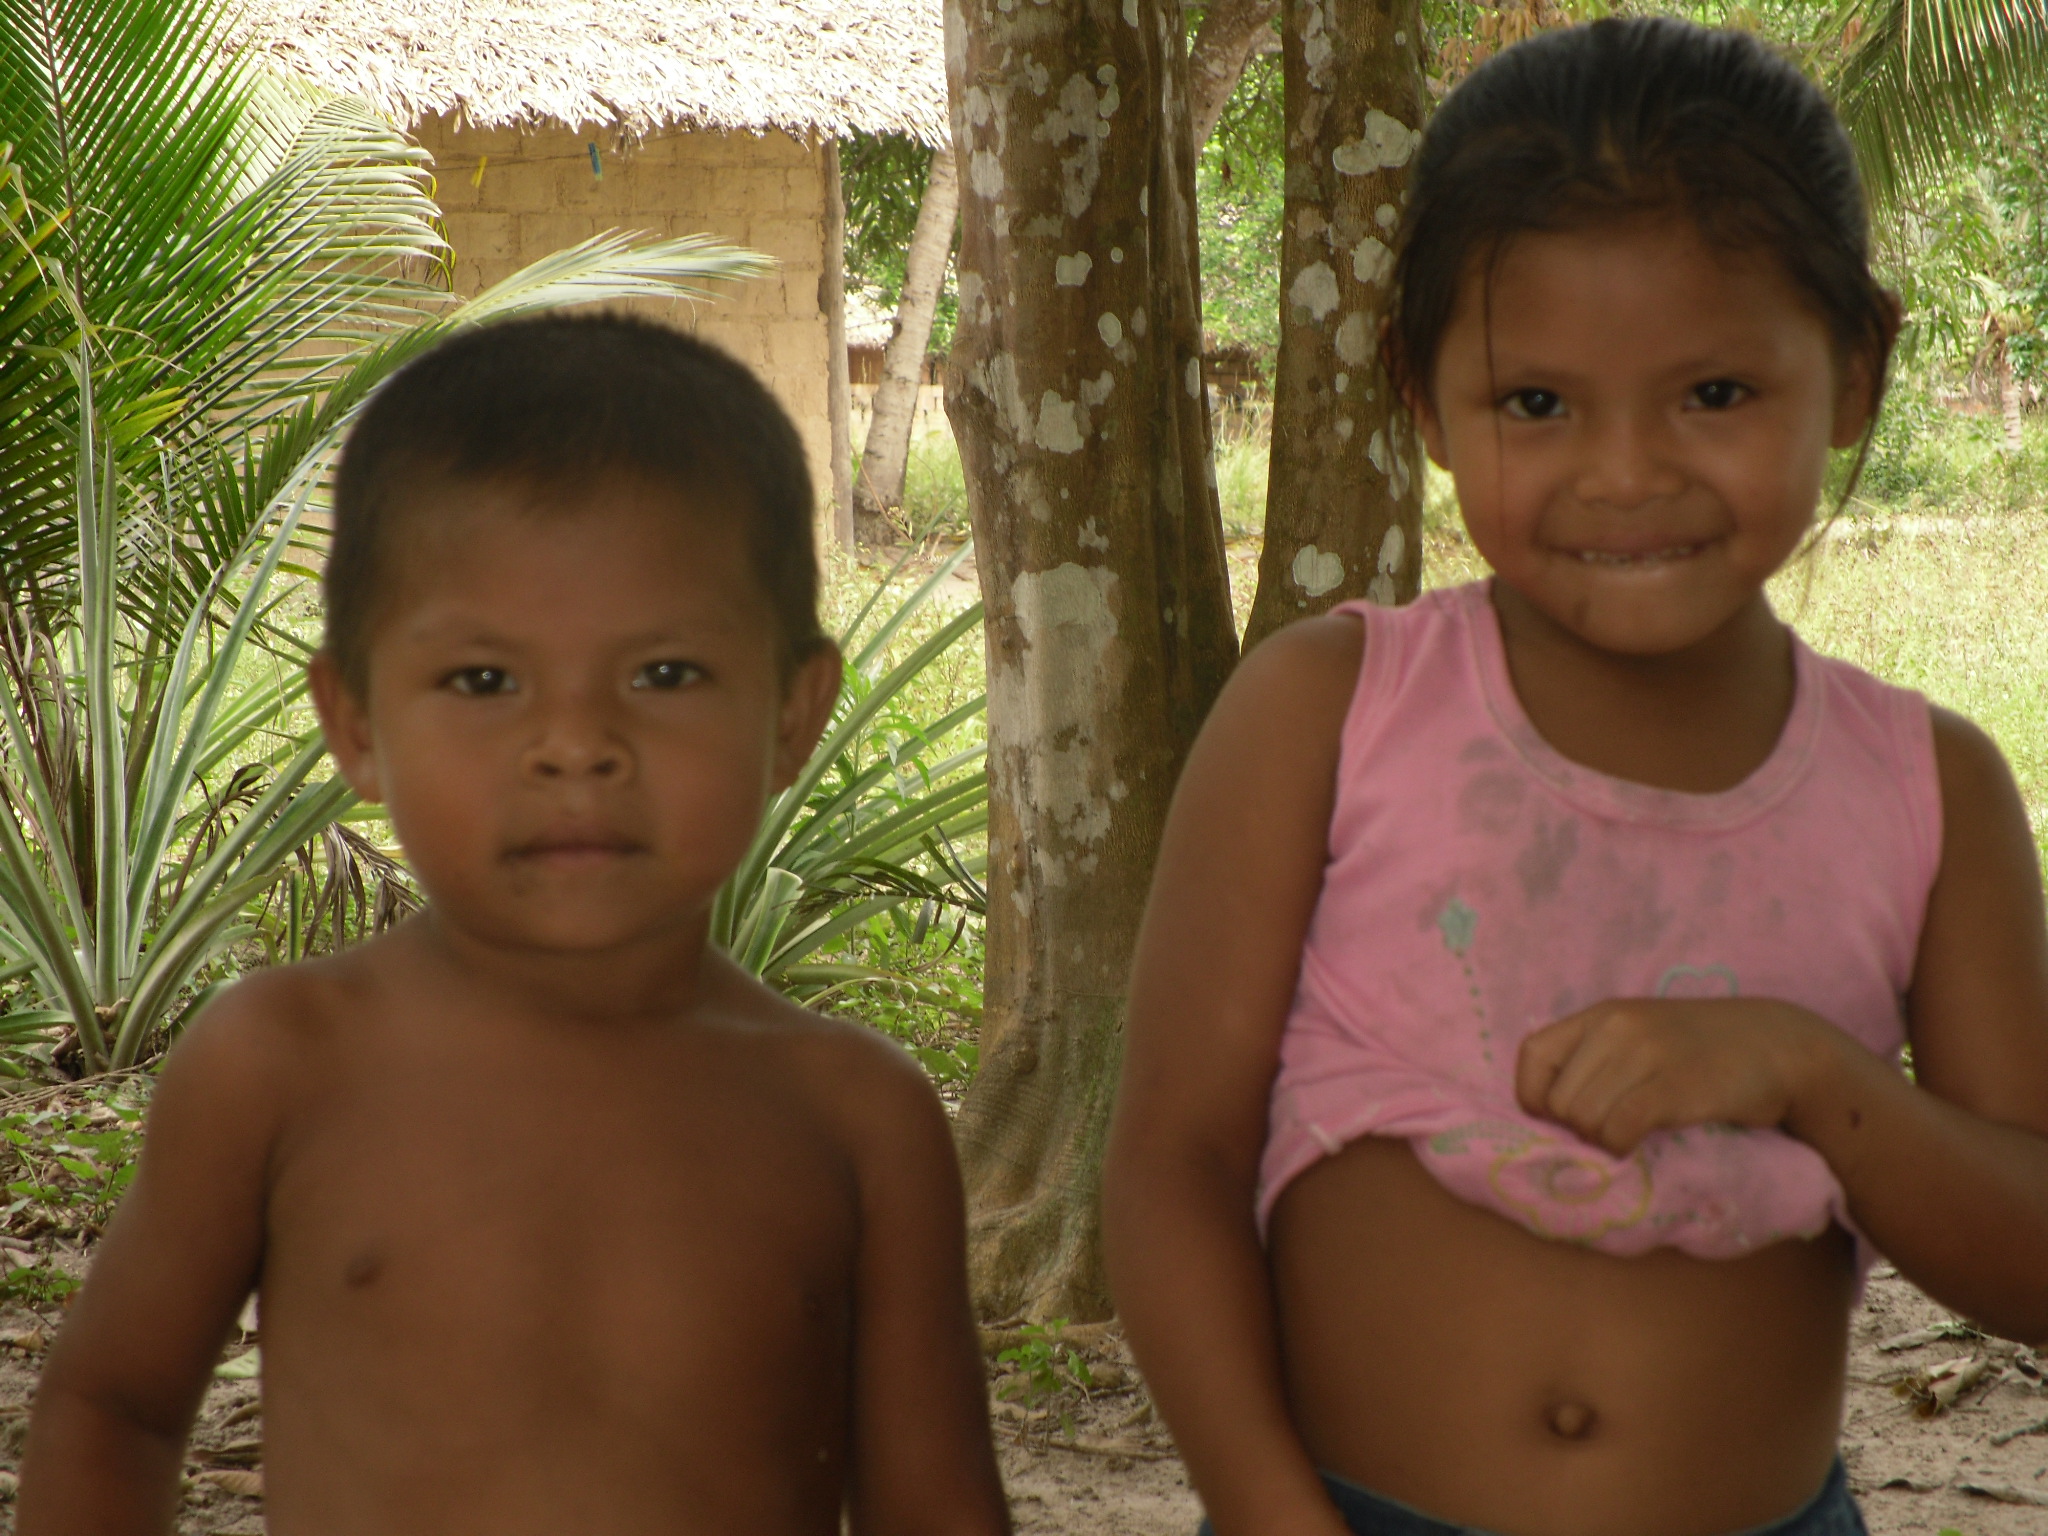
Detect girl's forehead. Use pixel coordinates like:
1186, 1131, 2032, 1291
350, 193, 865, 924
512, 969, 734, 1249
1448, 218, 1830, 365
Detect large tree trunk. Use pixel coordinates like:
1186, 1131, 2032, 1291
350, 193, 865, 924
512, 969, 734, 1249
1188, 0, 1281, 149
854, 146, 960, 532
1242, 0, 1426, 649
945, 0, 1239, 1321
822, 140, 855, 549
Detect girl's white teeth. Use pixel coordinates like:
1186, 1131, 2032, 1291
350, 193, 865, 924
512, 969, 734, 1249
1575, 543, 1700, 566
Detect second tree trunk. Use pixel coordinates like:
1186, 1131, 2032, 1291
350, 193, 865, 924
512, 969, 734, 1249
1243, 0, 1427, 649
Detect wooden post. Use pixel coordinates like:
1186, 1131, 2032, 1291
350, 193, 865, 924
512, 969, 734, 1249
821, 138, 854, 550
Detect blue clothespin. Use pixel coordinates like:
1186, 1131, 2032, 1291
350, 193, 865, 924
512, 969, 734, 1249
587, 142, 602, 180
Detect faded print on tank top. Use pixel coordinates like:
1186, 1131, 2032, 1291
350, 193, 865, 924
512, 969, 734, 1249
1257, 583, 1942, 1262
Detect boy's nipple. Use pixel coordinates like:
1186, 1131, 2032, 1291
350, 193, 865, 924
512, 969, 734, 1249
344, 1250, 384, 1289
1544, 1399, 1597, 1441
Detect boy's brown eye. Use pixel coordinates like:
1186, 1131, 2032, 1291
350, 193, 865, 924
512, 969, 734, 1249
1504, 388, 1563, 420
1692, 379, 1746, 410
633, 660, 703, 691
446, 666, 514, 696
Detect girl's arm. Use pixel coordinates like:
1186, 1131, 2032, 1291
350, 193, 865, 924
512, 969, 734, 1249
1518, 708, 2048, 1342
1103, 614, 1363, 1536
1789, 708, 2048, 1339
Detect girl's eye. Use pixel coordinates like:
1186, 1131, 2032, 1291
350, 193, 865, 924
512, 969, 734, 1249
632, 660, 704, 691
445, 666, 515, 697
1691, 379, 1747, 410
1503, 389, 1564, 420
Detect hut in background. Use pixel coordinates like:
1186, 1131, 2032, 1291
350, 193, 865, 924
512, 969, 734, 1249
233, 0, 947, 535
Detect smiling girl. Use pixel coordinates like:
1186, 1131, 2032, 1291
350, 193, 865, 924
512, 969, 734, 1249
1104, 19, 2048, 1536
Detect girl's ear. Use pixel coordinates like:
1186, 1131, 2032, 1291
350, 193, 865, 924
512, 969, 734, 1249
773, 640, 843, 793
1384, 317, 1454, 470
308, 651, 385, 803
1832, 291, 1904, 449
1407, 385, 1454, 470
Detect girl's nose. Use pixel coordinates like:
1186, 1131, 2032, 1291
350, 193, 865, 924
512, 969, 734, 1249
1574, 408, 1685, 510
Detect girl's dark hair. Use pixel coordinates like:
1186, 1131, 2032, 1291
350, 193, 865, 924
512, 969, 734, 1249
1385, 18, 1895, 416
327, 315, 824, 696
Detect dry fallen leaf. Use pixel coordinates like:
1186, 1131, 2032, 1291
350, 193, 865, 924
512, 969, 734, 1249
1879, 1322, 1981, 1353
1894, 1354, 1997, 1416
1930, 1358, 1997, 1414
0, 1469, 17, 1500
192, 1469, 263, 1499
193, 1438, 262, 1468
218, 1399, 262, 1430
1958, 1480, 2048, 1508
0, 1328, 45, 1354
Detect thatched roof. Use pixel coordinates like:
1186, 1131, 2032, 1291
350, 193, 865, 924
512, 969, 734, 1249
230, 0, 948, 144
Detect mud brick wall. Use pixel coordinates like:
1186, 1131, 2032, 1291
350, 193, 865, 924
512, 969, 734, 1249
419, 115, 835, 518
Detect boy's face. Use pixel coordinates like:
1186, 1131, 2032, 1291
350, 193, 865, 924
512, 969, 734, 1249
310, 476, 840, 957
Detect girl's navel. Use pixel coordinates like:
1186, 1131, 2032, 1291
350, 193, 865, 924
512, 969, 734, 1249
1545, 1399, 1598, 1441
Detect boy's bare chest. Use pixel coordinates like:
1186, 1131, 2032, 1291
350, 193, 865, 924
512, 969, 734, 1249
255, 1051, 858, 1430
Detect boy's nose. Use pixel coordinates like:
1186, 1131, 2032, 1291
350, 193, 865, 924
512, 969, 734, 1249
523, 706, 631, 780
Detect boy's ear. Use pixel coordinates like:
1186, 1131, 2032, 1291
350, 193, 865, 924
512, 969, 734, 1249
307, 651, 385, 804
773, 640, 843, 792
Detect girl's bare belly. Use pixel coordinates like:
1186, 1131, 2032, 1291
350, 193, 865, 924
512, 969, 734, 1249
1269, 1136, 1855, 1536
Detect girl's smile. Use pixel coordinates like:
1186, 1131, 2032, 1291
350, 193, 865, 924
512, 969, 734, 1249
1411, 216, 1883, 660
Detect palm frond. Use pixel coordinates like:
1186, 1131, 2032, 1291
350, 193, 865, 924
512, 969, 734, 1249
1835, 0, 2048, 206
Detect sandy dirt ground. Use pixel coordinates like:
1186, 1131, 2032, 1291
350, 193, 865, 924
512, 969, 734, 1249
0, 1258, 2038, 1533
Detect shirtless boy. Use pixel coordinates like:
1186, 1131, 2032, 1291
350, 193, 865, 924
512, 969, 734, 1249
18, 317, 1011, 1536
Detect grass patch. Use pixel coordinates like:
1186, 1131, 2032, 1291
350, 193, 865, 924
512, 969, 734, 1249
1780, 514, 2048, 858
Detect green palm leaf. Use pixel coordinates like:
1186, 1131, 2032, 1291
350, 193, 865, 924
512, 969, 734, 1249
0, 0, 445, 610
0, 2, 777, 1074
1835, 0, 2048, 206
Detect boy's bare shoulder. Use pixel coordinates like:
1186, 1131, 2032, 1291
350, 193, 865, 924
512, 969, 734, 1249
698, 953, 946, 1132
164, 931, 410, 1100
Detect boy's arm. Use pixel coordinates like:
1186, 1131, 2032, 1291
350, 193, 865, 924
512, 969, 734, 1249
18, 980, 293, 1534
837, 1038, 1010, 1536
1102, 615, 1365, 1536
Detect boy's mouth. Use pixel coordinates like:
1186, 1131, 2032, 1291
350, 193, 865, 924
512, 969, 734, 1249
508, 835, 645, 864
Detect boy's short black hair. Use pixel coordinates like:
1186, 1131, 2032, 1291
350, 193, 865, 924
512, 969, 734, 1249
326, 315, 824, 694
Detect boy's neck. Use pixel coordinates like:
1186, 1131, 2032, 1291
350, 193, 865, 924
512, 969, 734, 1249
411, 907, 720, 1025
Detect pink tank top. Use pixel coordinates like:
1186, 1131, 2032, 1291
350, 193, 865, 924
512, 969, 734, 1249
1259, 582, 1942, 1261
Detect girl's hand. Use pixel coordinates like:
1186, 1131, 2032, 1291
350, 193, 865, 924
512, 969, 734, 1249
1515, 997, 1834, 1154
